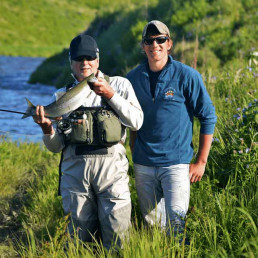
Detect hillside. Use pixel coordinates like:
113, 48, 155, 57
0, 0, 257, 86
0, 0, 140, 57
27, 0, 258, 87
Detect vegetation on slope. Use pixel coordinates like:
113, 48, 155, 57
27, 0, 258, 87
0, 0, 140, 57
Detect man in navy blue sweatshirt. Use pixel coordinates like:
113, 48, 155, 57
127, 20, 217, 240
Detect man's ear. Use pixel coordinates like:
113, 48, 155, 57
68, 53, 72, 68
69, 58, 73, 71
169, 39, 173, 49
167, 39, 173, 54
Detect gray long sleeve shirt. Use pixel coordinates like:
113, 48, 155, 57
43, 71, 143, 153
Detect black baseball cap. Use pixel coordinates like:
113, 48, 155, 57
69, 34, 99, 60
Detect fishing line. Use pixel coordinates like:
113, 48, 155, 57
0, 109, 26, 115
0, 130, 43, 137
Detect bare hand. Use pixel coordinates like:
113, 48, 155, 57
90, 77, 115, 100
189, 162, 206, 183
33, 105, 54, 134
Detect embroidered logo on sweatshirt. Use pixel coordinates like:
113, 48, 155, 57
164, 88, 175, 100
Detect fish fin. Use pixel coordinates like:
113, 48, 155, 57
25, 98, 35, 108
21, 114, 30, 119
22, 98, 36, 119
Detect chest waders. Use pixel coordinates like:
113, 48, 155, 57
57, 75, 125, 195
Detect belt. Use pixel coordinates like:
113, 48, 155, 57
75, 145, 109, 155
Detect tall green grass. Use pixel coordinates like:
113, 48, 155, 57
0, 63, 257, 257
0, 138, 61, 256
0, 0, 141, 57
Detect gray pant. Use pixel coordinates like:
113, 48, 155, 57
134, 163, 190, 235
60, 143, 131, 250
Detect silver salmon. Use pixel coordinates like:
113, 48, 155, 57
22, 74, 97, 119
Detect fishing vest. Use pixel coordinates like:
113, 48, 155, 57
57, 75, 125, 195
57, 75, 125, 147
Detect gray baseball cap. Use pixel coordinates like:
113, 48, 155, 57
142, 20, 170, 38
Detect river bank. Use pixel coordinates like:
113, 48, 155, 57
0, 65, 257, 257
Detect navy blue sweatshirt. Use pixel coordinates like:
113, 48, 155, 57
127, 56, 217, 166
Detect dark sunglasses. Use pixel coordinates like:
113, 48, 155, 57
143, 36, 169, 45
74, 55, 97, 62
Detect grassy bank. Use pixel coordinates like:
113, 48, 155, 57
0, 63, 257, 257
27, 0, 257, 87
0, 0, 141, 57
0, 1, 90, 57
0, 138, 61, 256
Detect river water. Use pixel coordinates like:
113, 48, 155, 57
0, 56, 56, 142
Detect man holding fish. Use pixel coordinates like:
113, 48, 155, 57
33, 34, 143, 250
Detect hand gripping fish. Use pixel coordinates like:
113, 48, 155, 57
22, 74, 97, 119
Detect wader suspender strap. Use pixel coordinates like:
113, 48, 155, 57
58, 82, 73, 196
57, 75, 110, 196
58, 149, 64, 196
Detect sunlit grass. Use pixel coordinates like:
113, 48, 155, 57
0, 65, 257, 256
0, 0, 143, 57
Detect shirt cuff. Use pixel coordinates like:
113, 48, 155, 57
107, 92, 121, 106
200, 124, 216, 134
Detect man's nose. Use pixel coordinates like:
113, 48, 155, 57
82, 58, 89, 63
153, 39, 160, 47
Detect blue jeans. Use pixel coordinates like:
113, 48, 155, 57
134, 163, 190, 235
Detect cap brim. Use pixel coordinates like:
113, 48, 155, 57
142, 21, 170, 38
71, 50, 97, 60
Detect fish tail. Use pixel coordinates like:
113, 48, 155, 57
22, 98, 36, 119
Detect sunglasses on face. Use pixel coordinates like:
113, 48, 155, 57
74, 55, 97, 62
143, 36, 169, 45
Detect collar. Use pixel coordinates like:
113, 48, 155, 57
97, 70, 105, 79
